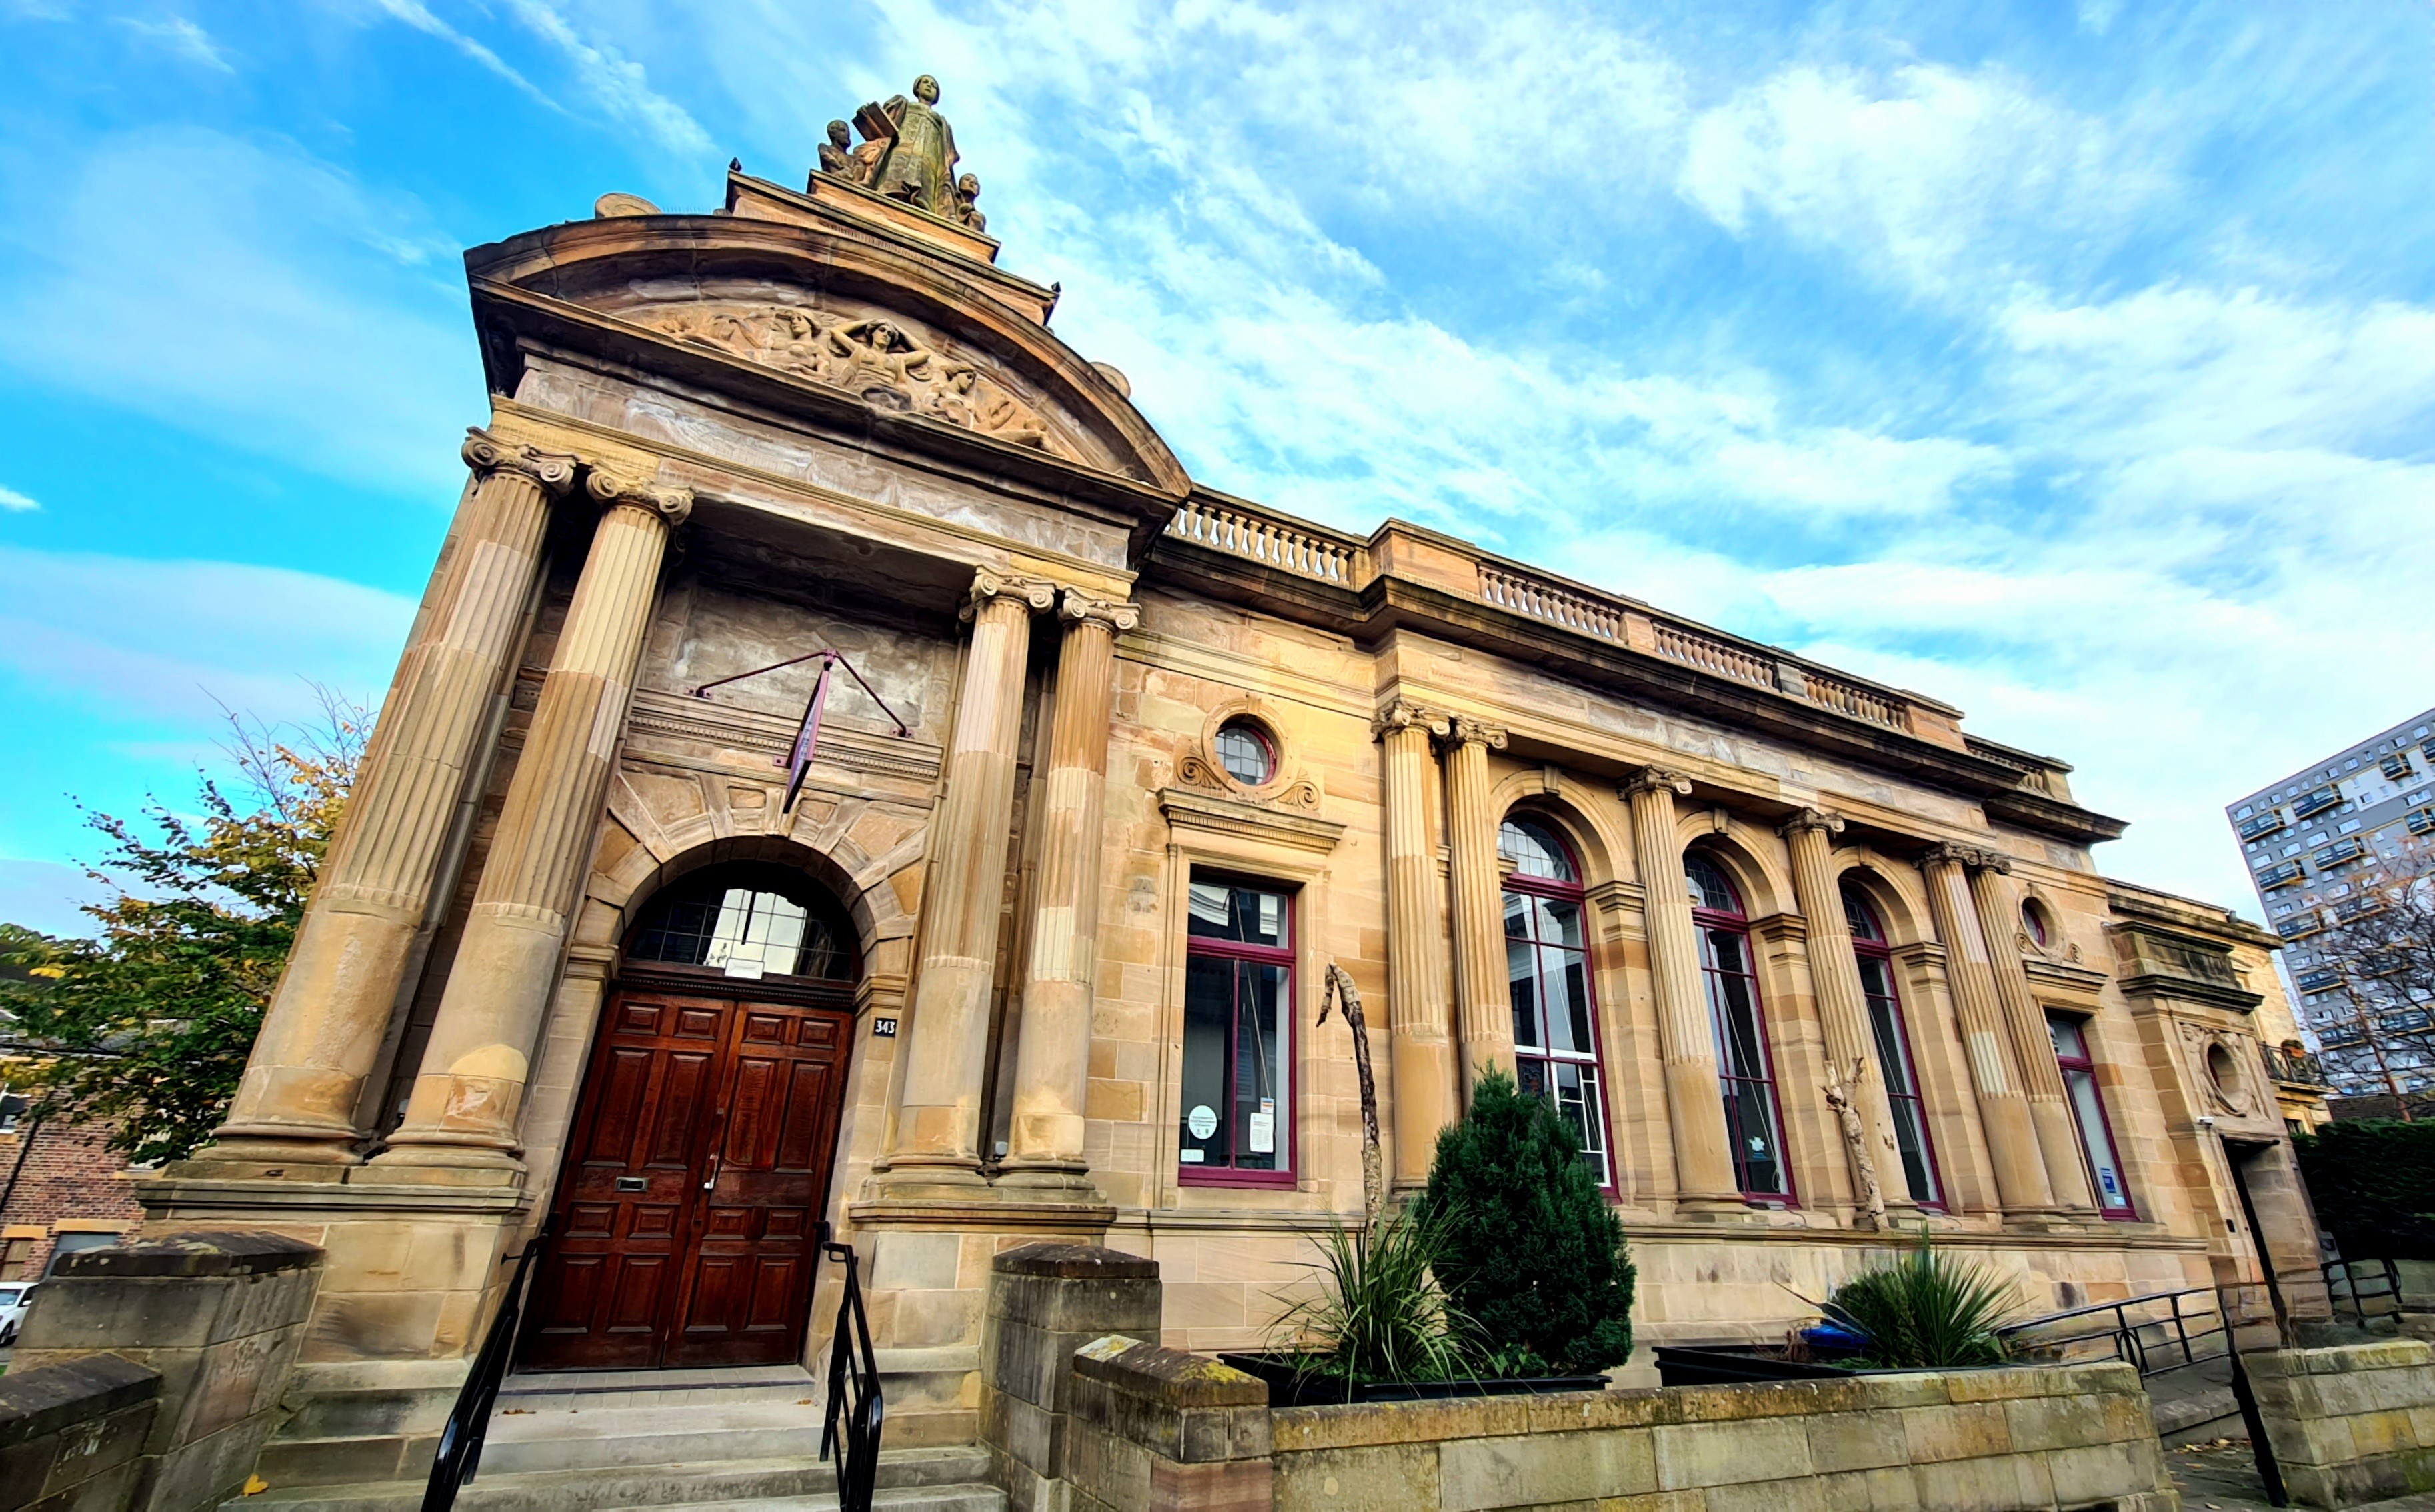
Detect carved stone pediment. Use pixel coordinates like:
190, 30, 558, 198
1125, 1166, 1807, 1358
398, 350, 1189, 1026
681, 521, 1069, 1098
637, 301, 1077, 461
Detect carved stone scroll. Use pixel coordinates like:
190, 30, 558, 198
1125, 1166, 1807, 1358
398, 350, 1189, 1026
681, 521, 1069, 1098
636, 302, 1074, 459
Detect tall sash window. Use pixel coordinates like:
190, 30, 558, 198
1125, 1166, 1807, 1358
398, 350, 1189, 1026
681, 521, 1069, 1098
1686, 854, 1792, 1201
1841, 882, 1944, 1209
1500, 817, 1614, 1187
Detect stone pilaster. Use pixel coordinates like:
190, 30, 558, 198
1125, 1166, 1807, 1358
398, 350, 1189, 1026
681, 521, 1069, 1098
199, 431, 574, 1166
1622, 767, 1744, 1214
1376, 699, 1454, 1187
1965, 853, 2098, 1213
1779, 809, 1900, 1214
1440, 715, 1511, 1095
877, 568, 1059, 1193
1000, 590, 1137, 1191
373, 468, 690, 1171
1919, 843, 2057, 1216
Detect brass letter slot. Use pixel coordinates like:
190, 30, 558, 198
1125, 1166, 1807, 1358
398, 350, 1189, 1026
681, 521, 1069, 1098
615, 1176, 647, 1192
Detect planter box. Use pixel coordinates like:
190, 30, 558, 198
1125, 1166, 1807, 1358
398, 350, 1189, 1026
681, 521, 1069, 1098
1652, 1344, 2035, 1387
1215, 1351, 1607, 1407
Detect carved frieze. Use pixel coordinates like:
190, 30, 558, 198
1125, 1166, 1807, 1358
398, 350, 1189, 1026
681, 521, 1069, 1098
638, 301, 1074, 459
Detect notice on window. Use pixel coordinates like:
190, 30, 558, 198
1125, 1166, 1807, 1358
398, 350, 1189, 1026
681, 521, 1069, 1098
1247, 1109, 1275, 1155
1179, 1149, 1205, 1163
1187, 1104, 1218, 1141
723, 950, 766, 979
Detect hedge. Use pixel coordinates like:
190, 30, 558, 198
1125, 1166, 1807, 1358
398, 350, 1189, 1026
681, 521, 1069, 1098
2293, 1119, 2435, 1263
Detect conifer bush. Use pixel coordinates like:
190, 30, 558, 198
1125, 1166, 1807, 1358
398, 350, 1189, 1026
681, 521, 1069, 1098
1418, 1067, 1635, 1375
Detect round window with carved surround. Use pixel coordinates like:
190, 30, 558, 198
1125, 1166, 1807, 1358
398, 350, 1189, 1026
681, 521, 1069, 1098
1213, 718, 1277, 786
2022, 899, 2052, 948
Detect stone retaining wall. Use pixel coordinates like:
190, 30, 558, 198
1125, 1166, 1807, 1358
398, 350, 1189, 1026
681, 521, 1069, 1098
0, 1353, 162, 1512
9, 1229, 323, 1511
1268, 1361, 2175, 1512
2248, 1337, 2435, 1508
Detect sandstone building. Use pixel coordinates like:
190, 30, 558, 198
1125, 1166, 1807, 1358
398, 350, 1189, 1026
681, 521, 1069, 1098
135, 90, 2332, 1473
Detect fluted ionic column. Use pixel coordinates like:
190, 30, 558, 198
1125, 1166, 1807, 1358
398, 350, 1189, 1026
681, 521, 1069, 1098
1623, 767, 1743, 1212
374, 469, 690, 1170
999, 589, 1137, 1190
1965, 854, 2097, 1212
876, 569, 1058, 1190
1442, 715, 1511, 1095
1919, 843, 2056, 1215
202, 431, 575, 1165
1377, 699, 1454, 1186
1779, 809, 1900, 1213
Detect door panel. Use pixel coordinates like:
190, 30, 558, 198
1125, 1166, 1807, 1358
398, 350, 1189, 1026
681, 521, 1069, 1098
521, 989, 851, 1371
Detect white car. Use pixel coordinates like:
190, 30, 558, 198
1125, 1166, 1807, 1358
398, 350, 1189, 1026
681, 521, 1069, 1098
0, 1282, 36, 1346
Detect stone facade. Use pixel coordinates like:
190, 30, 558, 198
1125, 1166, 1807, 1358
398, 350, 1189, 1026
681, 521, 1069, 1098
125, 113, 2338, 1471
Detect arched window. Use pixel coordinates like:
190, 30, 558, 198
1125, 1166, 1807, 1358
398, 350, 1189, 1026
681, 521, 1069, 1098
1500, 815, 1612, 1187
625, 862, 857, 981
1685, 853, 1791, 1201
1842, 881, 1943, 1209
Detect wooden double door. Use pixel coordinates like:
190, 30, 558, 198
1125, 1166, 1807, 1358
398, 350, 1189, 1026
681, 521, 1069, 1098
521, 981, 852, 1370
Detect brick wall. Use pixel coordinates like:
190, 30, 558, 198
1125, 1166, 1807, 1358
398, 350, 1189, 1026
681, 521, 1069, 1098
0, 1113, 145, 1281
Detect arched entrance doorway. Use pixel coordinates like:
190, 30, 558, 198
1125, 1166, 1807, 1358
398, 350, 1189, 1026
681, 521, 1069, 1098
521, 862, 860, 1371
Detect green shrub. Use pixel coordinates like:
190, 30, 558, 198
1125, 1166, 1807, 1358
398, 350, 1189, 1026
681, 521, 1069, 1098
1822, 1229, 2020, 1369
1417, 1067, 1635, 1375
1273, 1203, 1478, 1383
2294, 1120, 2435, 1263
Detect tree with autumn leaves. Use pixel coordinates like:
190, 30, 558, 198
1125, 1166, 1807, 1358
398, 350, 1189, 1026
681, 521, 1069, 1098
0, 695, 365, 1165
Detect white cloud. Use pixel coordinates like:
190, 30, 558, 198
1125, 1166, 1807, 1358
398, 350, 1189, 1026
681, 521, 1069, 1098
116, 15, 235, 71
0, 484, 36, 511
0, 545, 414, 727
0, 127, 481, 494
356, 0, 556, 107
1678, 61, 2164, 298
501, 1, 712, 157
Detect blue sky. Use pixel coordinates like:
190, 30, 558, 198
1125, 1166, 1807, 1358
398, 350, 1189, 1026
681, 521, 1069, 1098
3, 0, 2432, 935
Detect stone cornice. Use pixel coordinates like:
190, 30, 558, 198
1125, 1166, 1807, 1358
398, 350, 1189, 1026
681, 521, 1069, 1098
1156, 786, 1346, 854
585, 467, 694, 525
1059, 587, 1141, 633
463, 427, 577, 493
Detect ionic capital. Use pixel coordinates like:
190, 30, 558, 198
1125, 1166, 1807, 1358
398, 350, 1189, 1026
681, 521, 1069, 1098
1966, 846, 2014, 876
1059, 588, 1141, 634
1371, 698, 1450, 742
963, 568, 1060, 621
463, 428, 577, 494
1441, 714, 1508, 751
1778, 807, 1846, 840
585, 468, 693, 525
1918, 840, 1982, 873
1620, 766, 1694, 802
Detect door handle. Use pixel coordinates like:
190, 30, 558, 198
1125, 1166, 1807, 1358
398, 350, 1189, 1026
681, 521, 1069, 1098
701, 1153, 719, 1191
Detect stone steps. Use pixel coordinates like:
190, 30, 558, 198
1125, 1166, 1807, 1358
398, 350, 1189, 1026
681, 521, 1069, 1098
230, 1446, 999, 1512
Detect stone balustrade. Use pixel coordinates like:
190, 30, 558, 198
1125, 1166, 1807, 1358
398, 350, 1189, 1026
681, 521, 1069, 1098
1476, 563, 1623, 640
1167, 496, 1364, 584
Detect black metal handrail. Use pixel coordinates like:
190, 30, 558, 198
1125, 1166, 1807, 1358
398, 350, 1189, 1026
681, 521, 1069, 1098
1999, 1283, 2236, 1377
421, 1219, 550, 1512
2324, 1257, 2402, 1328
819, 1228, 883, 1512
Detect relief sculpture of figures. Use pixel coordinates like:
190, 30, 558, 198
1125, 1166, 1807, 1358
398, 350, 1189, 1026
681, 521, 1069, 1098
638, 301, 1068, 457
817, 75, 989, 233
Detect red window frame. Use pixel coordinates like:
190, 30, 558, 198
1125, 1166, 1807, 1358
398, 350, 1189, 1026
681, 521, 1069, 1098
1842, 885, 1947, 1212
1178, 876, 1296, 1188
2050, 1011, 2138, 1220
1500, 817, 1618, 1193
1687, 855, 1797, 1205
1212, 719, 1278, 787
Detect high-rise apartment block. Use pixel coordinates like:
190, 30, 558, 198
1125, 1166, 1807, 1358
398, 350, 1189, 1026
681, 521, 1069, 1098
2226, 706, 2435, 1099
